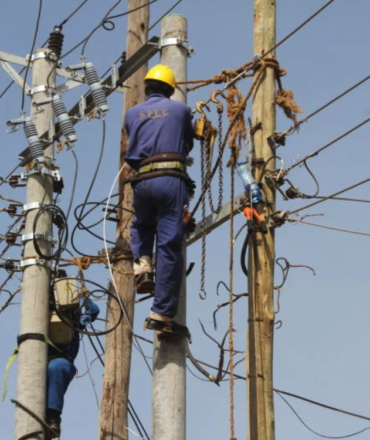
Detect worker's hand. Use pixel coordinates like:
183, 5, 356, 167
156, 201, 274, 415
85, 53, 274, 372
186, 217, 196, 235
186, 177, 196, 198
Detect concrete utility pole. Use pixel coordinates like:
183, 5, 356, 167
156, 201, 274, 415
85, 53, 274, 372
247, 1, 276, 440
152, 14, 188, 440
14, 49, 56, 440
99, 1, 149, 439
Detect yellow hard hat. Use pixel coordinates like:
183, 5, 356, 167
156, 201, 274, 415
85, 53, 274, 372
144, 64, 176, 91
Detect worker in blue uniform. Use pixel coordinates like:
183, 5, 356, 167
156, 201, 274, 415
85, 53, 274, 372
46, 299, 100, 439
124, 64, 194, 336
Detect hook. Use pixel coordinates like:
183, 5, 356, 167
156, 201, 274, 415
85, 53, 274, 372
195, 101, 210, 116
210, 90, 226, 105
211, 90, 226, 112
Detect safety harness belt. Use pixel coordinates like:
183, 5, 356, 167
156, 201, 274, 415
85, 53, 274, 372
2, 333, 63, 401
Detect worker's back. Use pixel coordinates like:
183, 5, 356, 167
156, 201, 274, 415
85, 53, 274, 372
124, 93, 193, 170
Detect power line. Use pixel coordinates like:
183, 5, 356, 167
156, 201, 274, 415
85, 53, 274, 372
288, 218, 370, 238
286, 115, 370, 173
264, 0, 338, 57
276, 391, 370, 439
59, 0, 93, 27
287, 176, 370, 216
149, 0, 183, 31
295, 72, 370, 130
0, 0, 92, 102
20, 0, 43, 113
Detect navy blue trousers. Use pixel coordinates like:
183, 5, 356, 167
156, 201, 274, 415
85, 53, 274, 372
47, 357, 76, 413
131, 176, 188, 318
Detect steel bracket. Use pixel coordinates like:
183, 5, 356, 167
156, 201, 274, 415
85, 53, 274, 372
27, 51, 47, 62
18, 258, 53, 270
27, 85, 48, 96
21, 168, 61, 181
23, 202, 43, 213
160, 38, 195, 57
21, 233, 57, 246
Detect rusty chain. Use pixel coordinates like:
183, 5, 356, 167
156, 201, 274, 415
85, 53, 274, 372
199, 137, 207, 300
206, 105, 224, 214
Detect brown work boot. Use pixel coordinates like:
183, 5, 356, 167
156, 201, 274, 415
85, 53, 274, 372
144, 317, 190, 338
46, 408, 61, 439
47, 423, 61, 439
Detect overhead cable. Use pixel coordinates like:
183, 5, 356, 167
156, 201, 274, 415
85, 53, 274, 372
288, 218, 370, 238
286, 115, 370, 173
20, 0, 43, 113
276, 391, 370, 439
264, 0, 338, 58
287, 176, 370, 216
0, 0, 92, 101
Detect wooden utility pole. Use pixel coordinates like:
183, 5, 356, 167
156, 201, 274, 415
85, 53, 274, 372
14, 49, 56, 440
99, 2, 149, 440
247, 1, 276, 440
152, 14, 188, 440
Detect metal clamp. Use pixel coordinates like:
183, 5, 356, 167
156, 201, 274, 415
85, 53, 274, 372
160, 38, 195, 57
27, 52, 47, 62
21, 233, 57, 246
27, 85, 48, 96
23, 202, 42, 213
21, 168, 61, 181
18, 258, 53, 270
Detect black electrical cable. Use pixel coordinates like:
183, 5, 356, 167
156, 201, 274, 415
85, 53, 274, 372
60, 0, 124, 60
276, 391, 370, 439
263, 0, 338, 58
287, 176, 370, 217
107, 0, 158, 20
66, 148, 79, 221
296, 160, 320, 199
87, 327, 151, 440
59, 0, 92, 27
21, 0, 43, 113
80, 0, 123, 56
240, 231, 250, 278
0, 0, 91, 102
71, 118, 107, 257
286, 115, 370, 173
72, 195, 133, 247
32, 205, 68, 260
51, 278, 123, 336
149, 0, 183, 31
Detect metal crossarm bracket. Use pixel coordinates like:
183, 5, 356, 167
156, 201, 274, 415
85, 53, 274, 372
0, 60, 31, 92
18, 258, 53, 270
19, 36, 160, 165
187, 193, 245, 246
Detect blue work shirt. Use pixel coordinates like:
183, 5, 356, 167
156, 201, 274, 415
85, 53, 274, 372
124, 93, 194, 170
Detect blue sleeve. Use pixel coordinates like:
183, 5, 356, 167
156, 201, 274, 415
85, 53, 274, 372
184, 107, 194, 152
124, 110, 132, 136
90, 301, 100, 322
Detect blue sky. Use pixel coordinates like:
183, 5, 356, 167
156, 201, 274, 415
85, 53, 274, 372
1, 1, 370, 439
